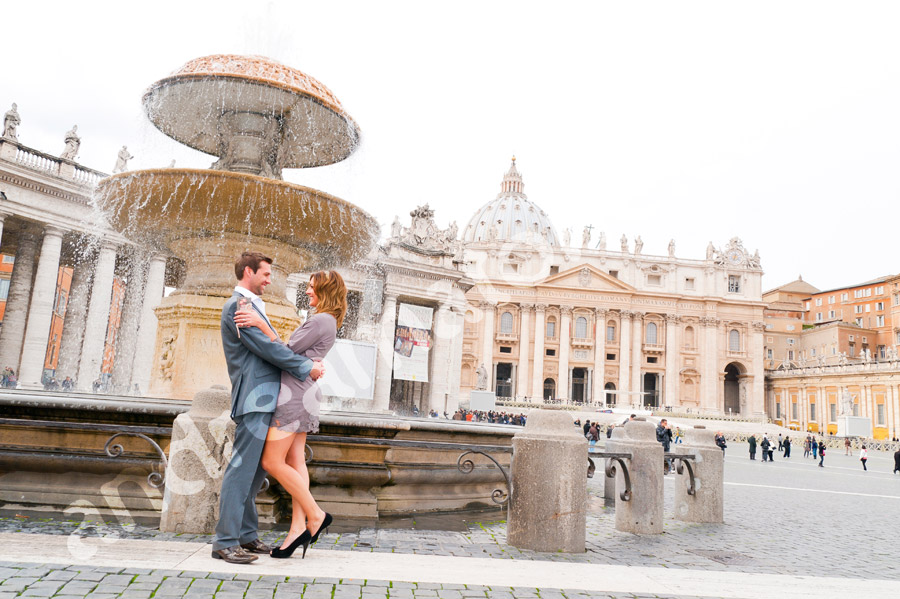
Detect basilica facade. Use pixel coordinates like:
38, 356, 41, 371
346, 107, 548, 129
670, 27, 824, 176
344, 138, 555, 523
453, 159, 767, 416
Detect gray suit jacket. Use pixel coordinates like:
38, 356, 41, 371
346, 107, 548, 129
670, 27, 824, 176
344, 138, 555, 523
221, 292, 313, 420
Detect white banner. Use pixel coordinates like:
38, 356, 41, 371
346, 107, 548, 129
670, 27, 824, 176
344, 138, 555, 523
393, 304, 433, 382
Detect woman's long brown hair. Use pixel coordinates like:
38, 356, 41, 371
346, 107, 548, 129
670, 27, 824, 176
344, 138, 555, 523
309, 270, 347, 329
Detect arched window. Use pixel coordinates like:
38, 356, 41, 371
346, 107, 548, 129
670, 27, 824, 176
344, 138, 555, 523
546, 317, 557, 338
646, 322, 658, 344
684, 325, 695, 348
604, 382, 616, 404
500, 311, 514, 334
606, 320, 616, 342
575, 316, 588, 338
543, 378, 556, 400
729, 329, 741, 352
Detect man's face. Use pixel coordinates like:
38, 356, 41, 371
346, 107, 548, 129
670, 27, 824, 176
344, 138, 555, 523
244, 261, 272, 296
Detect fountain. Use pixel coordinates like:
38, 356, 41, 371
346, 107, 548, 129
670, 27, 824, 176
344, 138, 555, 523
94, 55, 379, 399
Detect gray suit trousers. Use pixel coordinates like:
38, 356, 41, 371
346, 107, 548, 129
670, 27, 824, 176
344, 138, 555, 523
213, 411, 272, 550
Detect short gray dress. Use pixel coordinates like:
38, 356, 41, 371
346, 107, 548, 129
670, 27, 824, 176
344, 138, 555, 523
272, 313, 336, 434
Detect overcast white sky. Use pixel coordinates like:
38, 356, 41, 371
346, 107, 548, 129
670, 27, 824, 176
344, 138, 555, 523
3, 1, 899, 292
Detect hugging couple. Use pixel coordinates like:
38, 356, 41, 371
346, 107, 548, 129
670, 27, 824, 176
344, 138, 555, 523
211, 251, 346, 564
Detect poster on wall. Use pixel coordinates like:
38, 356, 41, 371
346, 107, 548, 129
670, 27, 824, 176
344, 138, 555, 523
392, 303, 433, 381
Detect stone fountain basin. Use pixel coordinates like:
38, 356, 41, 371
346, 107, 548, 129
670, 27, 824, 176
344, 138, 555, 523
94, 168, 379, 269
145, 74, 360, 169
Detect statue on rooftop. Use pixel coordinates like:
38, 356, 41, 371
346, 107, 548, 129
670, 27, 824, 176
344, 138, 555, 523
706, 241, 715, 261
620, 234, 628, 253
668, 239, 675, 258
562, 227, 571, 247
60, 125, 80, 160
634, 235, 643, 255
113, 146, 133, 173
2, 103, 20, 140
391, 215, 402, 239
596, 231, 606, 250
581, 225, 591, 248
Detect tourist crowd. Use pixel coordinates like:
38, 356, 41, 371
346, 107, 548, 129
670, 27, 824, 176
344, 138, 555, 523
451, 409, 527, 425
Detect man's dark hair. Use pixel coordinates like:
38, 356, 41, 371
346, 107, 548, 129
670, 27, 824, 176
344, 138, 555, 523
234, 251, 273, 280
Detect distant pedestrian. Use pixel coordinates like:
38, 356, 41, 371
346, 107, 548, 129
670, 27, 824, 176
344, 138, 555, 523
583, 420, 591, 437
606, 423, 614, 439
760, 435, 770, 462
715, 431, 727, 453
777, 433, 783, 451
783, 436, 791, 459
845, 437, 852, 456
588, 423, 599, 446
812, 438, 818, 460
860, 446, 868, 471
894, 448, 900, 474
748, 434, 757, 460
818, 441, 826, 467
656, 419, 674, 473
803, 436, 810, 458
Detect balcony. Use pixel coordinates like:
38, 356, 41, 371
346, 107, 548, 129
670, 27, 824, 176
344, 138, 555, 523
643, 343, 664, 354
571, 337, 593, 349
496, 332, 518, 343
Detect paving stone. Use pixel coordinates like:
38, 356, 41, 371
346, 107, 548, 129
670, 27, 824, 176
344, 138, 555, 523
1, 577, 39, 591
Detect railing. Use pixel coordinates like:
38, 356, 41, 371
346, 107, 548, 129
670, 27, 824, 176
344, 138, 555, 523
6, 140, 107, 188
15, 146, 59, 173
571, 337, 593, 348
643, 343, 664, 353
496, 332, 518, 342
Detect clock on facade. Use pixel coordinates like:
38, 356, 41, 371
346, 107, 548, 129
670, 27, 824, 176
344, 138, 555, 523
726, 249, 743, 264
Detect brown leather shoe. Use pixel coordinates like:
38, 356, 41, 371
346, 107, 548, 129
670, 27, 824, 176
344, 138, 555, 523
241, 539, 273, 554
211, 546, 258, 564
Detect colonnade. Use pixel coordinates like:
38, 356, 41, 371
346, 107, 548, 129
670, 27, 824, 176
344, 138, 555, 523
0, 215, 165, 393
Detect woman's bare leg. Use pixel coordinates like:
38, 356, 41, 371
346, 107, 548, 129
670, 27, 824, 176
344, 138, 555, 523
285, 433, 326, 535
284, 435, 310, 535
261, 427, 310, 549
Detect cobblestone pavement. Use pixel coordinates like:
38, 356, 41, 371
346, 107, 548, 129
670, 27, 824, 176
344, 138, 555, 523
1, 443, 898, 597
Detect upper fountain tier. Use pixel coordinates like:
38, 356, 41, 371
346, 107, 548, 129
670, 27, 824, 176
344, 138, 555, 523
144, 54, 360, 178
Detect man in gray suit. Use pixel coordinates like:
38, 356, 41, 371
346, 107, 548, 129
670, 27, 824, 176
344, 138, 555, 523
212, 251, 324, 564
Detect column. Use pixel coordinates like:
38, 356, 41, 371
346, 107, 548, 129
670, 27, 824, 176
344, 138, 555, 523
516, 304, 533, 400
750, 321, 766, 415
56, 257, 95, 379
129, 254, 167, 395
631, 311, 644, 406
428, 304, 453, 413
618, 311, 632, 405
373, 293, 398, 411
701, 316, 719, 412
76, 240, 118, 391
531, 304, 546, 400
664, 314, 678, 407
480, 301, 496, 392
110, 251, 150, 392
0, 213, 6, 249
18, 226, 65, 388
592, 308, 607, 403
558, 306, 572, 400
446, 307, 464, 413
0, 229, 38, 372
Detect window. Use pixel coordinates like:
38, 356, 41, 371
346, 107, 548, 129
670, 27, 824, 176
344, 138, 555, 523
830, 404, 837, 422
575, 316, 588, 338
854, 305, 863, 314
606, 323, 616, 342
828, 310, 835, 318
499, 346, 512, 354
647, 356, 658, 364
876, 286, 884, 295
728, 275, 741, 293
787, 338, 795, 345
606, 353, 616, 360
1, 255, 14, 264
646, 322, 658, 344
787, 325, 795, 331
876, 315, 885, 327
829, 296, 835, 304
788, 350, 794, 360
865, 304, 871, 313
500, 312, 514, 334
876, 302, 884, 311
0, 278, 9, 301
776, 402, 782, 419
549, 265, 560, 275
609, 270, 619, 279
546, 348, 556, 356
863, 336, 868, 343
841, 293, 849, 302
811, 348, 816, 357
878, 345, 886, 359
685, 277, 695, 290
855, 317, 863, 327
54, 289, 68, 315
766, 348, 773, 359
729, 329, 741, 352
815, 312, 823, 322
647, 274, 661, 286
815, 298, 823, 306
546, 318, 556, 338
792, 402, 798, 420
894, 293, 900, 306
878, 404, 886, 426
810, 401, 816, 421
684, 326, 695, 348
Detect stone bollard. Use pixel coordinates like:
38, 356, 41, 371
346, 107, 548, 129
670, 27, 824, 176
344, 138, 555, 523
603, 426, 627, 508
507, 410, 586, 553
614, 417, 664, 534
674, 425, 724, 523
159, 385, 234, 533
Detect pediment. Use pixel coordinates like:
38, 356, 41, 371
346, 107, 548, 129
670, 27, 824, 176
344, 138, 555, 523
538, 264, 635, 291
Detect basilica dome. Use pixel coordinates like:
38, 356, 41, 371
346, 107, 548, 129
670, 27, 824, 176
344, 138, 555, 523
463, 158, 560, 246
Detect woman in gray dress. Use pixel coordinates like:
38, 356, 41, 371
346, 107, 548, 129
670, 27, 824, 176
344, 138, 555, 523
235, 270, 346, 558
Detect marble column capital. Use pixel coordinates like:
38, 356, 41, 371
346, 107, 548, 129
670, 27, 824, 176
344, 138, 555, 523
518, 303, 535, 312
478, 300, 496, 311
42, 224, 66, 238
559, 305, 574, 317
751, 321, 766, 331
98, 238, 120, 253
533, 303, 548, 313
665, 313, 679, 324
620, 309, 634, 319
593, 307, 609, 318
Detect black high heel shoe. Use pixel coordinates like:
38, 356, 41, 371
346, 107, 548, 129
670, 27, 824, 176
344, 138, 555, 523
270, 530, 311, 559
309, 512, 333, 546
